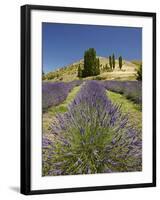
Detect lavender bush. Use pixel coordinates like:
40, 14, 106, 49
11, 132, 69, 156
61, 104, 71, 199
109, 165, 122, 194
43, 81, 142, 176
103, 81, 142, 105
42, 80, 83, 110
42, 137, 55, 176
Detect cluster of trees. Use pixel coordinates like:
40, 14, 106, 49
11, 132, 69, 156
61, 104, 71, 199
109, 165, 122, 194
109, 54, 123, 70
78, 50, 124, 78
109, 54, 115, 69
78, 48, 100, 78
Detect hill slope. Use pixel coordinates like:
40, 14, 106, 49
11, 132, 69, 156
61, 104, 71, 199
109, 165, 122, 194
44, 57, 139, 82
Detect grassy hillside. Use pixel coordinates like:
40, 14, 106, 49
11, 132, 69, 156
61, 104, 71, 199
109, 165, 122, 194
44, 56, 140, 82
131, 60, 142, 66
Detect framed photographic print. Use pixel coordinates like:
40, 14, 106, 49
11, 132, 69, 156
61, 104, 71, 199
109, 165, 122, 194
21, 4, 156, 195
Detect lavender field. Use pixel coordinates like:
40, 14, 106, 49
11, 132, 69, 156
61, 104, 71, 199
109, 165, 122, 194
42, 80, 142, 176
42, 80, 83, 110
103, 81, 142, 105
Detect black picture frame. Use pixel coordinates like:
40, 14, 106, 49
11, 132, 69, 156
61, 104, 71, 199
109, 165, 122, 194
21, 4, 156, 195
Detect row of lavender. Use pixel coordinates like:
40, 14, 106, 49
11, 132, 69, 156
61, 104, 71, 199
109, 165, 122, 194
103, 81, 142, 105
43, 81, 142, 176
42, 80, 83, 110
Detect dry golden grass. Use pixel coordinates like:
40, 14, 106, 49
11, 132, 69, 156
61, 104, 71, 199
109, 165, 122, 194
45, 57, 139, 82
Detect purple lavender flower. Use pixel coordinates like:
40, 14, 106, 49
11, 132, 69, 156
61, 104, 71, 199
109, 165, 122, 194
44, 80, 142, 176
42, 137, 52, 148
42, 80, 83, 110
103, 80, 142, 105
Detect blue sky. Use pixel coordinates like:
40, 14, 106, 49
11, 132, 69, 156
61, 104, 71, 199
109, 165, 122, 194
42, 23, 142, 73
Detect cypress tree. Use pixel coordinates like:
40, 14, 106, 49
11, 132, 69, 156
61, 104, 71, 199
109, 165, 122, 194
83, 50, 89, 77
112, 54, 115, 69
83, 48, 98, 77
119, 56, 122, 70
109, 56, 112, 69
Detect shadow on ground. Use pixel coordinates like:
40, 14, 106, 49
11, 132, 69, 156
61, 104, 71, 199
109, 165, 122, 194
9, 186, 19, 193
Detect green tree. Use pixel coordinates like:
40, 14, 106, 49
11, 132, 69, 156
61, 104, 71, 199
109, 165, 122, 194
119, 56, 123, 70
136, 64, 142, 80
109, 56, 112, 69
112, 54, 115, 69
82, 48, 100, 77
